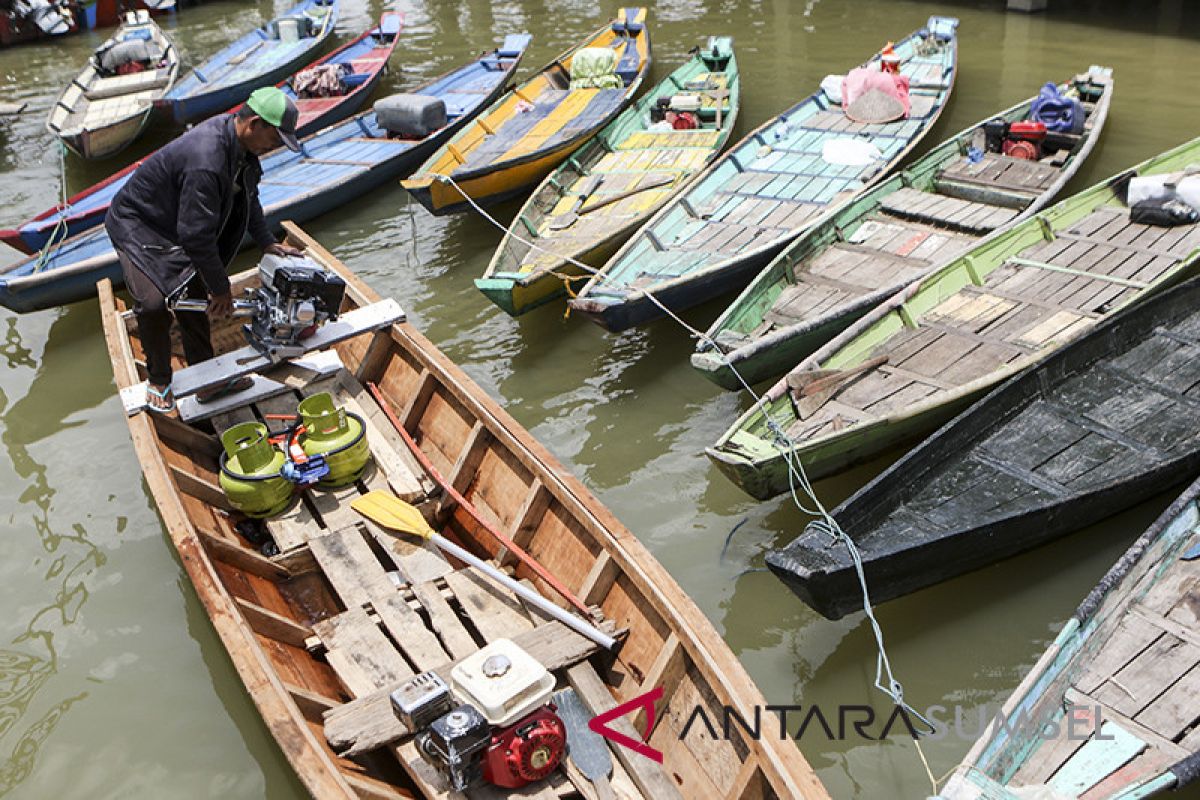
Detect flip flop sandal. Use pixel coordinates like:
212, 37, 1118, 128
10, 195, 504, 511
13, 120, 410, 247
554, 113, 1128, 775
146, 383, 176, 415
196, 375, 255, 404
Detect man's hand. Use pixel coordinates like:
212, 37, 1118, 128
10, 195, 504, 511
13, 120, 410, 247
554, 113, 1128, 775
208, 292, 233, 318
265, 242, 304, 258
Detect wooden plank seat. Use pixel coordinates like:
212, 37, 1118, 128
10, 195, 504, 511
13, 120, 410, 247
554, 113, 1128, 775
879, 187, 1019, 234
938, 153, 1060, 195
84, 70, 172, 101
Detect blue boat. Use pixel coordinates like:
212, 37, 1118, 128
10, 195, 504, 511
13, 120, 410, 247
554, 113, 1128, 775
154, 0, 340, 126
569, 16, 960, 332
0, 34, 531, 313
3, 10, 399, 255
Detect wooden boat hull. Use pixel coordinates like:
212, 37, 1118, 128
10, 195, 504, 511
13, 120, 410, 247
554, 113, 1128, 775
768, 273, 1200, 618
708, 136, 1200, 500
568, 16, 960, 332
479, 37, 739, 317
5, 11, 402, 254
0, 42, 528, 312
154, 0, 339, 126
47, 13, 180, 160
61, 109, 152, 159
693, 69, 1114, 390
476, 234, 620, 316
98, 221, 830, 800
235, 12, 403, 141
404, 139, 592, 216
941, 476, 1200, 799
403, 8, 652, 215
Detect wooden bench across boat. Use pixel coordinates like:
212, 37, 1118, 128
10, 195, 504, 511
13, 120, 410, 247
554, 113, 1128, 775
99, 222, 828, 799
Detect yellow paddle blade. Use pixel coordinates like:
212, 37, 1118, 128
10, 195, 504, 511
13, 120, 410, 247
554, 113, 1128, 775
350, 491, 434, 540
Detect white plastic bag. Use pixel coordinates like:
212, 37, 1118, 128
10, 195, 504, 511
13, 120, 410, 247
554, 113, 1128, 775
1127, 175, 1174, 206
1176, 175, 1200, 213
822, 138, 882, 167
820, 74, 844, 104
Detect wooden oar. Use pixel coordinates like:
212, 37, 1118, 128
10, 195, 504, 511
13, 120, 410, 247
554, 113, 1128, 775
576, 174, 676, 217
366, 381, 592, 617
787, 355, 888, 419
548, 174, 604, 230
704, 87, 729, 128
351, 491, 618, 651
229, 39, 265, 67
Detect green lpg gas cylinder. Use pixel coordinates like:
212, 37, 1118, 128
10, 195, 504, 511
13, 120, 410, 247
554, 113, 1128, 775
219, 422, 292, 518
297, 392, 370, 488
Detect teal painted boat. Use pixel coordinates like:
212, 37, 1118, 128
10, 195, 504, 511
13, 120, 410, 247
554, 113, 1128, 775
692, 67, 1114, 390
477, 36, 739, 317
567, 15, 960, 333
941, 474, 1200, 799
708, 137, 1200, 500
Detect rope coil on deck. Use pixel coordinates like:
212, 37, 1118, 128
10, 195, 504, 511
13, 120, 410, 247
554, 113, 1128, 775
434, 172, 945, 795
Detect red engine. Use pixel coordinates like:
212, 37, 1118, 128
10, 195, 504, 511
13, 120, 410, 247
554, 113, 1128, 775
1002, 139, 1039, 160
483, 705, 567, 789
1002, 120, 1047, 160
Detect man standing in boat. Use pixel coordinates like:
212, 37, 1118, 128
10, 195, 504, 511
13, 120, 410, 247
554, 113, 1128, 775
105, 86, 305, 414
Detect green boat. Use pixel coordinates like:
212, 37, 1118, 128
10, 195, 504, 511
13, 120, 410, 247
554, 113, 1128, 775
941, 474, 1200, 799
477, 37, 739, 317
707, 136, 1200, 500
692, 68, 1114, 390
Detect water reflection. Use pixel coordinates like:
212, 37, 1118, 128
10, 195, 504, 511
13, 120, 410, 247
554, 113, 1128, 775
0, 308, 112, 796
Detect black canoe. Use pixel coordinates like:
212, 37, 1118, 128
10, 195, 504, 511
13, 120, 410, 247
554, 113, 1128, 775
767, 272, 1200, 619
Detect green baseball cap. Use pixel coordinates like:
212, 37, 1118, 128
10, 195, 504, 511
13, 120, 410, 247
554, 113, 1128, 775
246, 86, 301, 152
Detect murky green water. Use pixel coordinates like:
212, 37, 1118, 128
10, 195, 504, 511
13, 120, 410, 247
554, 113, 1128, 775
0, 1, 1197, 797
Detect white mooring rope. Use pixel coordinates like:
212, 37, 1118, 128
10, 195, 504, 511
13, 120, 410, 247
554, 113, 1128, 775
432, 172, 943, 795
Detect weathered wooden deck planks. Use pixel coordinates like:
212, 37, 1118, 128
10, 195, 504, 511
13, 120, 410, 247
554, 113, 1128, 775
693, 68, 1114, 390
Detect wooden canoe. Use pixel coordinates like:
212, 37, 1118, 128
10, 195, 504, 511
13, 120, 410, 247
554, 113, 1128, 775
708, 136, 1200, 501
98, 221, 830, 800
693, 67, 1114, 391
154, 0, 339, 126
940, 474, 1200, 799
0, 38, 530, 313
567, 16, 960, 333
46, 10, 180, 160
768, 272, 1200, 620
5, 10, 407, 255
402, 8, 652, 216
476, 36, 739, 317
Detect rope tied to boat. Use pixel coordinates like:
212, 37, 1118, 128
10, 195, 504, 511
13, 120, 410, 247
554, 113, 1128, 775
33, 143, 73, 274
433, 171, 943, 796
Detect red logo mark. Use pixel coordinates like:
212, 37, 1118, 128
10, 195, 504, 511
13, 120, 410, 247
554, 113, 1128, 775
587, 686, 664, 763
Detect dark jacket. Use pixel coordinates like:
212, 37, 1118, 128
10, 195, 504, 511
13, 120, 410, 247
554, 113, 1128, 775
105, 114, 276, 299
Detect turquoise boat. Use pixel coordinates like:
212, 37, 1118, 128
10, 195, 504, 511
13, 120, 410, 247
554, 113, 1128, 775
941, 474, 1200, 799
568, 15, 960, 332
707, 137, 1200, 500
692, 68, 1113, 390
